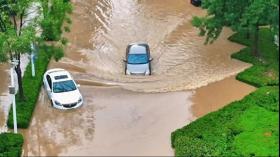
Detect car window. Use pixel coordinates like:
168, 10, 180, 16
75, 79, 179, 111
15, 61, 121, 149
53, 80, 77, 93
127, 54, 148, 64
46, 75, 52, 89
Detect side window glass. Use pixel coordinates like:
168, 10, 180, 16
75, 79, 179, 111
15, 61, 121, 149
46, 75, 52, 90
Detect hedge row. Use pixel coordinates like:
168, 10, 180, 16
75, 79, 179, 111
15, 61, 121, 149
230, 29, 279, 87
7, 0, 71, 129
171, 28, 279, 156
7, 45, 63, 128
171, 86, 279, 156
0, 133, 23, 157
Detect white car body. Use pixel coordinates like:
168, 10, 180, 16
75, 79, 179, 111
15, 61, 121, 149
43, 68, 83, 109
125, 43, 152, 75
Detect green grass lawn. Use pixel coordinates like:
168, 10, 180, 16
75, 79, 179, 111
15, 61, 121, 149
0, 133, 23, 157
171, 28, 279, 156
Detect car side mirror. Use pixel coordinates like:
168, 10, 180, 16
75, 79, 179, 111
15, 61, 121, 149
123, 59, 127, 63
149, 58, 153, 62
77, 84, 81, 88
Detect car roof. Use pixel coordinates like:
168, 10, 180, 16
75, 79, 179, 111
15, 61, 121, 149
129, 44, 148, 54
46, 69, 73, 82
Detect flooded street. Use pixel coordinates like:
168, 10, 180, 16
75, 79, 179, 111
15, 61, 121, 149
50, 0, 251, 92
22, 87, 194, 156
0, 0, 256, 156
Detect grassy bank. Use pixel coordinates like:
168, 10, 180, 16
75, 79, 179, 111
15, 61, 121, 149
171, 28, 279, 156
0, 133, 24, 157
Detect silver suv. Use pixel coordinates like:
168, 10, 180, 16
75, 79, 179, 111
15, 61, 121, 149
124, 43, 153, 75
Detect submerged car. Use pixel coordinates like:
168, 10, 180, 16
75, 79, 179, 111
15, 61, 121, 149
124, 43, 153, 75
43, 68, 83, 109
191, 0, 202, 7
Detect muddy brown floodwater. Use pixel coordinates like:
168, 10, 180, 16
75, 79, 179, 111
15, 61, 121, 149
49, 0, 251, 92
0, 0, 255, 156
22, 87, 194, 156
192, 75, 256, 118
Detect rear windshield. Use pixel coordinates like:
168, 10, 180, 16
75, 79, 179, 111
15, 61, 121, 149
127, 54, 148, 64
129, 45, 147, 54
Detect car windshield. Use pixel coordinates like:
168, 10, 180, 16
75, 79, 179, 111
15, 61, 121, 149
127, 54, 148, 64
53, 80, 77, 93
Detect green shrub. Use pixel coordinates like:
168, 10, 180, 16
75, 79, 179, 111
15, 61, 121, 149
172, 28, 279, 156
7, 0, 70, 130
53, 46, 64, 61
173, 136, 214, 156
232, 105, 279, 156
7, 45, 57, 128
231, 48, 262, 65
228, 30, 251, 46
172, 86, 279, 156
231, 28, 279, 87
0, 133, 24, 157
248, 86, 279, 112
237, 65, 279, 87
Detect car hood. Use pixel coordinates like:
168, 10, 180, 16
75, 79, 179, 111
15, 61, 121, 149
127, 63, 149, 74
52, 89, 81, 104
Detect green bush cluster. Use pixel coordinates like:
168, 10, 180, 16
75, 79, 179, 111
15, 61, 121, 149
7, 45, 62, 128
171, 28, 279, 156
236, 65, 279, 87
171, 86, 279, 156
0, 133, 23, 157
41, 0, 72, 41
230, 29, 279, 87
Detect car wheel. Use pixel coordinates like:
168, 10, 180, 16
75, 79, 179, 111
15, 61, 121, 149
125, 66, 127, 75
50, 100, 54, 107
191, 0, 194, 4
149, 64, 152, 75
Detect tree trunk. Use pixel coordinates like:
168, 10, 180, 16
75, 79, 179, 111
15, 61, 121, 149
15, 53, 25, 100
246, 28, 250, 39
252, 25, 260, 57
246, 21, 250, 39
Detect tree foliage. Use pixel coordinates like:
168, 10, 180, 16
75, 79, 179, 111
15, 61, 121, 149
0, 0, 71, 99
192, 0, 279, 56
40, 0, 72, 41
0, 0, 39, 99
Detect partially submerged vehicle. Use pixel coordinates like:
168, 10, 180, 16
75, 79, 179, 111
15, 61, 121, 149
43, 68, 83, 109
124, 43, 153, 75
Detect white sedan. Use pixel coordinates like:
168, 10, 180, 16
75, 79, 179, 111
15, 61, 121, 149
43, 68, 83, 109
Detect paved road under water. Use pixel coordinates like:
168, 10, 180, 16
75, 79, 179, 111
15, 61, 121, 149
0, 0, 256, 155
50, 0, 251, 92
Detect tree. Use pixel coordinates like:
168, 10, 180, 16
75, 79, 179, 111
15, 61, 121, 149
0, 0, 38, 100
192, 0, 279, 57
40, 0, 72, 41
